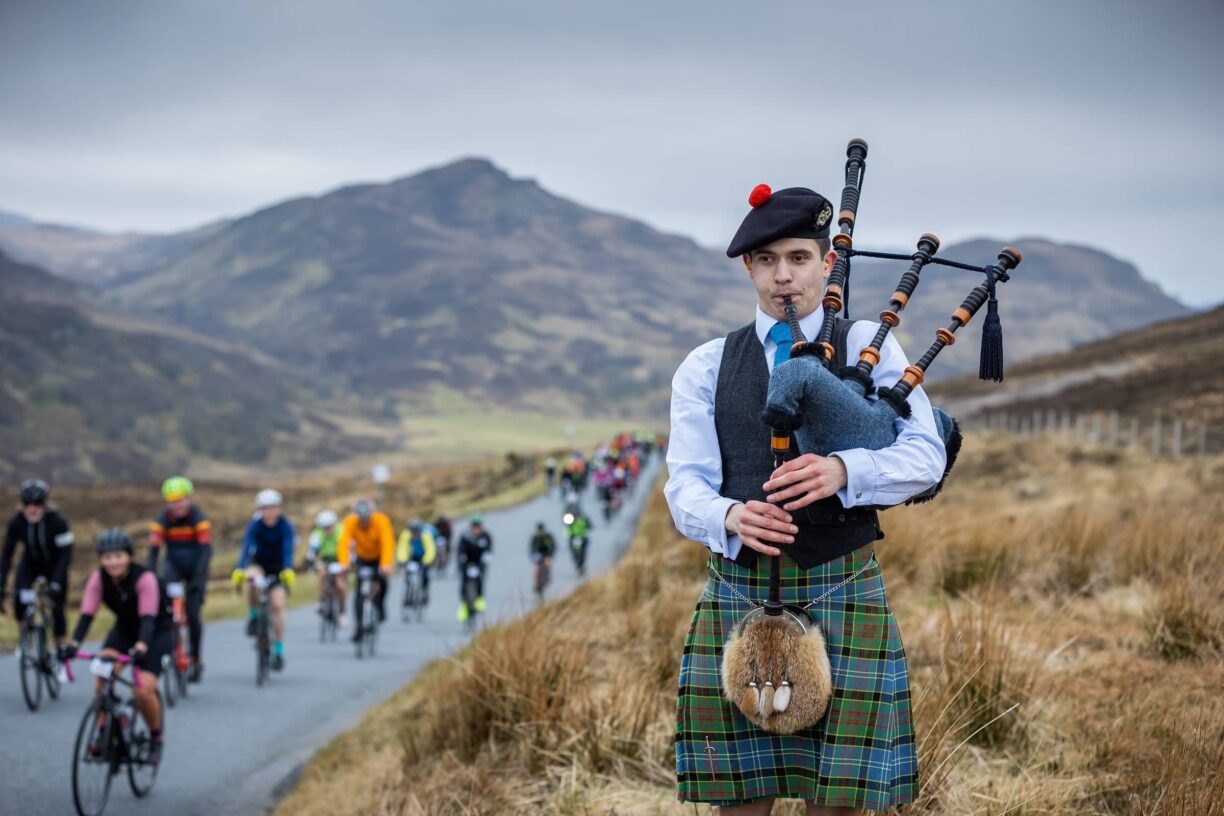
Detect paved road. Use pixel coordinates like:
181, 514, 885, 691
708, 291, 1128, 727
0, 458, 661, 816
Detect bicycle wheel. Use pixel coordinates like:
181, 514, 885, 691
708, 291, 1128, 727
127, 692, 162, 797
44, 632, 62, 701
19, 623, 43, 711
161, 656, 176, 708
72, 699, 114, 816
257, 620, 270, 687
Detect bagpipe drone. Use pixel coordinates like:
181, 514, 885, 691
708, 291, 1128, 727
762, 138, 1021, 503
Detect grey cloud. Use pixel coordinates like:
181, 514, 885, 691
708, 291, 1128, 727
0, 0, 1220, 304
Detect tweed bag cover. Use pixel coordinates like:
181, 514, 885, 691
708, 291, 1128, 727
676, 545, 918, 808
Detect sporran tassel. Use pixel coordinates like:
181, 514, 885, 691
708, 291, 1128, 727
979, 274, 1004, 382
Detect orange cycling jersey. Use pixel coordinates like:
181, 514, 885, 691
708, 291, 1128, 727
338, 511, 395, 569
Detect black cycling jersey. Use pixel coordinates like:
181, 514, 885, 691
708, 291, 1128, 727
457, 531, 493, 567
1, 509, 73, 594
529, 532, 556, 557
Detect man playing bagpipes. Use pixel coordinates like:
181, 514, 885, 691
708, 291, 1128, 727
666, 170, 948, 813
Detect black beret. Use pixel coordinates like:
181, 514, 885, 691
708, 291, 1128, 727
725, 185, 835, 258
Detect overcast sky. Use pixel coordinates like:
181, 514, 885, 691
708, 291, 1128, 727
1, 0, 1221, 305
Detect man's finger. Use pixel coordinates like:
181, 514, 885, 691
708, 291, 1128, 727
742, 522, 794, 544
746, 512, 798, 535
742, 537, 782, 556
783, 482, 835, 510
746, 501, 793, 523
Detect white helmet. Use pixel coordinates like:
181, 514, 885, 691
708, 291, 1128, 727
255, 489, 283, 509
315, 509, 338, 527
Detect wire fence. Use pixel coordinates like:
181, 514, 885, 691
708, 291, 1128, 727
969, 409, 1218, 457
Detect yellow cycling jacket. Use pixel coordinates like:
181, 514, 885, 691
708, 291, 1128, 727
396, 528, 437, 566
339, 511, 395, 569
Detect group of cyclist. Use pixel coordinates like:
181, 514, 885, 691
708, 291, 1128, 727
1, 436, 662, 772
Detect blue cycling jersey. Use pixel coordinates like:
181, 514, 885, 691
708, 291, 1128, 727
239, 516, 295, 573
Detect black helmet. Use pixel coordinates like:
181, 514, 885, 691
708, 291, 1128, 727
20, 479, 50, 506
96, 528, 133, 555
536, 521, 546, 530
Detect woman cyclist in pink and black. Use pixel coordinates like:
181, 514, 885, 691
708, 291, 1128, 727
62, 529, 171, 766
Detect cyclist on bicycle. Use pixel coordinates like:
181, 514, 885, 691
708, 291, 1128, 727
232, 490, 296, 671
528, 522, 555, 599
564, 507, 593, 577
396, 517, 436, 604
148, 476, 211, 683
1, 479, 73, 666
456, 516, 492, 622
307, 509, 347, 628
339, 498, 394, 642
61, 529, 170, 766
433, 514, 452, 574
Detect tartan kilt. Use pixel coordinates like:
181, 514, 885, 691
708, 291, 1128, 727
675, 544, 918, 809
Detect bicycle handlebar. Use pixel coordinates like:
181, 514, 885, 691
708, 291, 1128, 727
66, 650, 144, 689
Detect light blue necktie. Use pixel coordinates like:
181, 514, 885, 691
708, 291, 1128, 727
768, 321, 793, 368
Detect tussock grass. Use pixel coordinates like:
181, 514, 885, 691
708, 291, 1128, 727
280, 436, 1224, 815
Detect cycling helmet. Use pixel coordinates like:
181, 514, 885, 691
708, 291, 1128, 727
96, 528, 133, 555
408, 516, 422, 532
161, 476, 195, 501
255, 489, 283, 508
536, 521, 546, 531
315, 509, 338, 528
354, 499, 374, 521
19, 479, 50, 506
470, 515, 484, 526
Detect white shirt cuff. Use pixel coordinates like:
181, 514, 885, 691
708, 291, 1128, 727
832, 448, 875, 508
703, 496, 742, 559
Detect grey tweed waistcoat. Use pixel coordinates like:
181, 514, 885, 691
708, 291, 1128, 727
714, 318, 882, 569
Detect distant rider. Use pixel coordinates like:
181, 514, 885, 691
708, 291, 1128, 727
232, 489, 296, 671
148, 476, 211, 683
456, 516, 493, 622
1, 479, 73, 673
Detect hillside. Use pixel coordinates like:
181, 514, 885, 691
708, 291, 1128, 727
278, 440, 1224, 815
0, 163, 1191, 416
0, 251, 393, 483
840, 238, 1189, 380
0, 218, 230, 286
928, 305, 1223, 431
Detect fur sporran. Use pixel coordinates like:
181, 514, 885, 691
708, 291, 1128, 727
720, 599, 833, 734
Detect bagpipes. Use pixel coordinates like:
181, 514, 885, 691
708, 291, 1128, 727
721, 139, 1021, 734
761, 138, 1022, 503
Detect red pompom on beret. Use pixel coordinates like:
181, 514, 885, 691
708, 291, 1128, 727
748, 184, 772, 208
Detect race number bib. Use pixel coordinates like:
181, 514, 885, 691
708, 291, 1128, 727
166, 582, 186, 599
19, 589, 37, 604
89, 657, 115, 679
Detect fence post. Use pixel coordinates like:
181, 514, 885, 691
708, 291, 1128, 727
1130, 416, 1140, 448
1172, 418, 1183, 458
1108, 411, 1119, 447
1199, 423, 1208, 457
1152, 416, 1162, 458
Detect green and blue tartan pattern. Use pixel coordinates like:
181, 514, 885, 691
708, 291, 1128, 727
675, 545, 919, 809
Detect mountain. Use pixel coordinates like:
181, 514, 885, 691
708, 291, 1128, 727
0, 251, 394, 484
0, 209, 33, 227
2, 161, 1192, 418
102, 159, 746, 415
0, 219, 230, 286
927, 305, 1223, 430
834, 238, 1191, 381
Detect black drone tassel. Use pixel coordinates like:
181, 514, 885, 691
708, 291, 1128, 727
842, 257, 851, 318
979, 274, 1004, 382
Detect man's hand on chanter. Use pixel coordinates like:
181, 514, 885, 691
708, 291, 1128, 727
763, 454, 848, 511
725, 501, 797, 557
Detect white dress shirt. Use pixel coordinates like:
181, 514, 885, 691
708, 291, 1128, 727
664, 306, 946, 560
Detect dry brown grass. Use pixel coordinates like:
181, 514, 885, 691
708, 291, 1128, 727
279, 435, 1224, 815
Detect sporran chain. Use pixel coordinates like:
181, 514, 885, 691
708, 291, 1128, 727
706, 554, 875, 611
